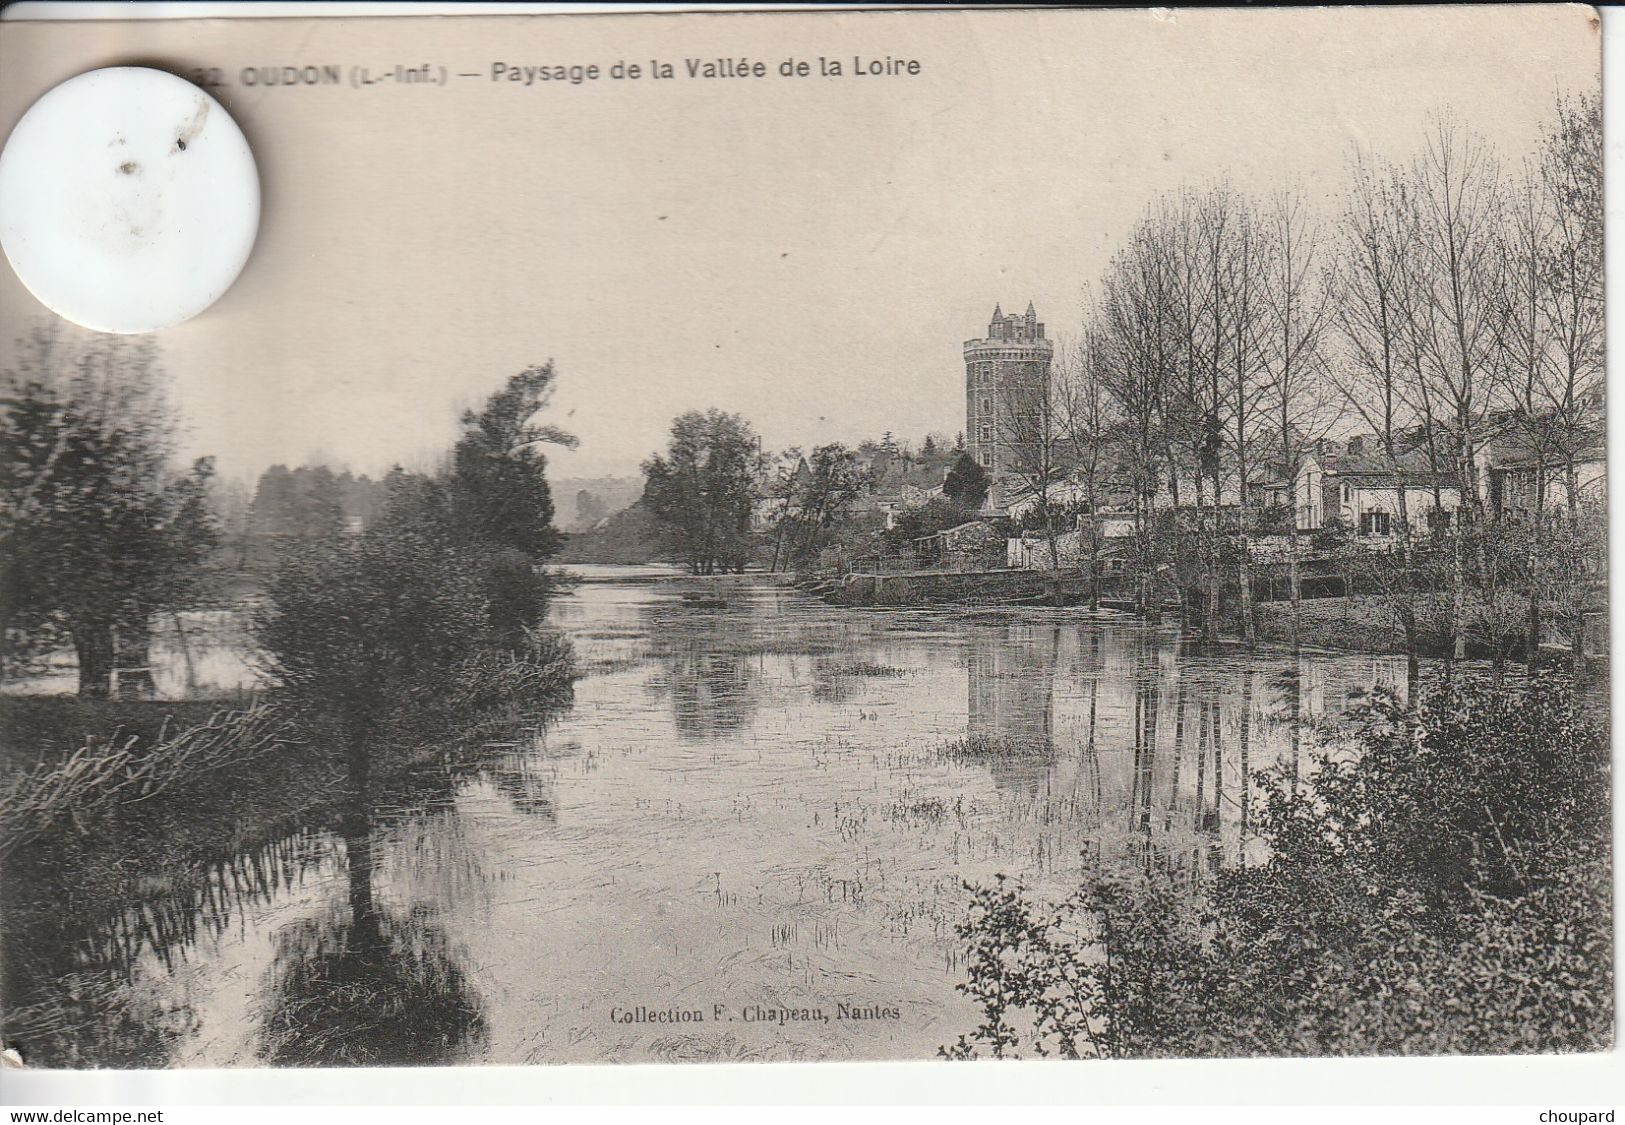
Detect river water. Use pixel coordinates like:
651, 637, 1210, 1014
6, 565, 1409, 1066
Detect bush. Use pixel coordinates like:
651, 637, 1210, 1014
253, 528, 573, 785
946, 677, 1613, 1058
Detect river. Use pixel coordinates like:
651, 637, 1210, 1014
4, 565, 1409, 1066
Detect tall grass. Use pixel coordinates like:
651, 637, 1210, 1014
0, 702, 298, 857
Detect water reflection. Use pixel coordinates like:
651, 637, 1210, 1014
1, 830, 330, 1068
661, 643, 757, 739
9, 610, 262, 699
257, 807, 485, 1067
643, 587, 763, 740
966, 624, 1058, 796
2, 573, 1416, 1067
487, 750, 558, 822
953, 621, 1408, 876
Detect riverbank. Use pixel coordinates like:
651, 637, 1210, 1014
791, 567, 1099, 608
1255, 594, 1607, 667
0, 695, 254, 775
0, 635, 577, 880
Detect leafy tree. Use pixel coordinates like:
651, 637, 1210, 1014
770, 443, 866, 571
882, 497, 980, 557
254, 529, 491, 791
446, 363, 577, 559
254, 367, 581, 803
0, 327, 219, 696
247, 464, 350, 541
369, 466, 552, 646
303, 466, 347, 538
942, 452, 990, 511
641, 409, 763, 575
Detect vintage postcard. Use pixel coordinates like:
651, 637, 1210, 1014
0, 5, 1608, 1072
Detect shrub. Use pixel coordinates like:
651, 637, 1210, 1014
253, 528, 572, 786
946, 677, 1613, 1058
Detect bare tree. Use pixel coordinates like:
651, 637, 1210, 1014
1328, 153, 1427, 689
1492, 93, 1604, 674
1394, 114, 1510, 666
1217, 196, 1273, 645
1163, 189, 1228, 638
1097, 215, 1178, 619
1259, 187, 1337, 650
1058, 309, 1117, 609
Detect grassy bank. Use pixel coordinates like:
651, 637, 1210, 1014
0, 695, 256, 777
1254, 596, 1423, 654
0, 636, 577, 885
1252, 593, 1597, 661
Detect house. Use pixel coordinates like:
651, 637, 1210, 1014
853, 459, 950, 529
750, 456, 812, 532
1007, 529, 1086, 570
1293, 455, 1325, 530
1485, 436, 1607, 517
1327, 450, 1462, 536
1005, 514, 1142, 570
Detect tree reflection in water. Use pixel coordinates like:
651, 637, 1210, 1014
644, 592, 762, 741
488, 750, 558, 821
664, 644, 755, 739
257, 803, 485, 1067
2, 829, 329, 1068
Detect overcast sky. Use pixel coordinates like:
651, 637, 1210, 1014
0, 6, 1599, 485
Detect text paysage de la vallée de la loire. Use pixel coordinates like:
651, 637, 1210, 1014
491, 56, 923, 85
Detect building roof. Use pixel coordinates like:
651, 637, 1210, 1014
1483, 429, 1606, 470
870, 459, 948, 500
1328, 448, 1460, 488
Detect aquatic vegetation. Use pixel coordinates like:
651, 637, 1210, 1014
884, 795, 956, 825
828, 662, 910, 678
937, 734, 1055, 762
0, 702, 297, 858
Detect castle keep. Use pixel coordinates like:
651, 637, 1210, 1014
964, 302, 1052, 504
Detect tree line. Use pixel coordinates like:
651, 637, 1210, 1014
999, 96, 1601, 682
636, 409, 991, 576
1, 323, 579, 728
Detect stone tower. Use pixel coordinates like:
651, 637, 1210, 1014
964, 301, 1052, 506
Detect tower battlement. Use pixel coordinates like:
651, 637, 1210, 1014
976, 300, 1046, 343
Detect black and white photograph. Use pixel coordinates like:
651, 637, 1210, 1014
0, 4, 1610, 1082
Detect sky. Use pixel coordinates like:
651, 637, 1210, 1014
0, 5, 1600, 486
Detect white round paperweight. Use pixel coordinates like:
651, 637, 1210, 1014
0, 67, 260, 334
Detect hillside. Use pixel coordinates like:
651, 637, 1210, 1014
554, 499, 668, 564
553, 476, 646, 532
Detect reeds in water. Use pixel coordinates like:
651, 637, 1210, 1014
0, 702, 298, 857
